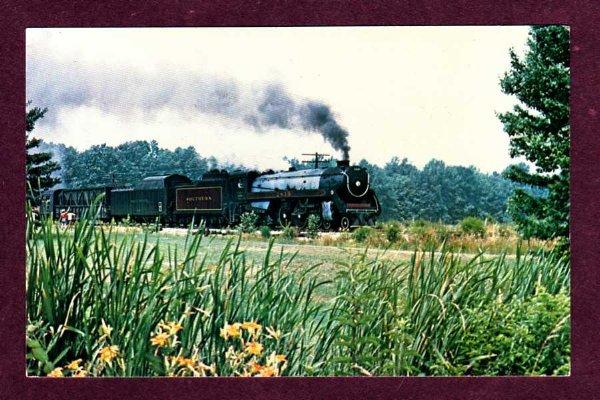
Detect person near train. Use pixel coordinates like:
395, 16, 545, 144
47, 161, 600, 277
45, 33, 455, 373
67, 210, 76, 226
59, 209, 68, 227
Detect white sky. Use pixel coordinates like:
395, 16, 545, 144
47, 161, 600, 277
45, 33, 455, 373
26, 26, 530, 173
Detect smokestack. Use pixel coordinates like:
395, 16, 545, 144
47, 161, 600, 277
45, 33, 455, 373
337, 159, 350, 169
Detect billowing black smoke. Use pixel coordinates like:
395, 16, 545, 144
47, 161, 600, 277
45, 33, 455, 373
254, 85, 351, 159
301, 102, 350, 160
27, 55, 351, 159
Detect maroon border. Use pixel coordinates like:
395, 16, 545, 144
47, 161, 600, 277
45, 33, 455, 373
2, 1, 599, 399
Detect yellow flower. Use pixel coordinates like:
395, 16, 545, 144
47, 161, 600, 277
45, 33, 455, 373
158, 321, 183, 336
258, 365, 276, 377
172, 356, 195, 368
274, 354, 287, 363
241, 321, 262, 335
167, 322, 183, 335
47, 367, 64, 378
99, 345, 119, 363
248, 361, 262, 374
65, 359, 82, 370
150, 332, 170, 347
245, 342, 263, 356
73, 369, 88, 378
220, 323, 242, 340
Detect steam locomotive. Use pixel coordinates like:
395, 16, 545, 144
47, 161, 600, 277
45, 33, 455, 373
40, 157, 380, 231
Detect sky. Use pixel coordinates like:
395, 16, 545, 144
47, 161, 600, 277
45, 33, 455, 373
26, 26, 530, 173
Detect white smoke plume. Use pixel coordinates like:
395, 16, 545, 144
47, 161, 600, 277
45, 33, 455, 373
27, 56, 351, 159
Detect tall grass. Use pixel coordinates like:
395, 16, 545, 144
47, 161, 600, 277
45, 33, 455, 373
307, 220, 553, 254
26, 205, 570, 377
328, 246, 569, 375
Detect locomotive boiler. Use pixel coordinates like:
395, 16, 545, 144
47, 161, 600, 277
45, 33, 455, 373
247, 159, 379, 230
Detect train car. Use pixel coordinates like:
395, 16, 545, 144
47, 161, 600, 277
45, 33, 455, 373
110, 174, 191, 223
40, 186, 114, 220
172, 169, 261, 227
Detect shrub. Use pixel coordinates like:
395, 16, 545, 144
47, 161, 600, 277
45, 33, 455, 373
263, 215, 273, 227
409, 220, 448, 247
385, 222, 401, 243
497, 224, 513, 238
444, 287, 570, 375
434, 224, 453, 241
352, 226, 371, 243
239, 211, 258, 233
281, 225, 298, 240
460, 216, 486, 237
306, 214, 320, 239
259, 225, 271, 239
411, 219, 428, 228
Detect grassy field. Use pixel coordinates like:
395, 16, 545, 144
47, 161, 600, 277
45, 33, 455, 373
26, 211, 570, 377
109, 226, 540, 301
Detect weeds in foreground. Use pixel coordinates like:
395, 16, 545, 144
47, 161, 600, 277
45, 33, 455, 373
26, 205, 569, 377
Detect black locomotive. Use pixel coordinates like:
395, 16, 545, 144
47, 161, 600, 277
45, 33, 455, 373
40, 157, 380, 231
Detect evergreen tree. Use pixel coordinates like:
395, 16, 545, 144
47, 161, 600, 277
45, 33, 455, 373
498, 26, 570, 241
26, 105, 60, 201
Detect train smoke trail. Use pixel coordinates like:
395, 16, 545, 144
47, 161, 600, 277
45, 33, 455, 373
253, 85, 351, 159
26, 56, 351, 159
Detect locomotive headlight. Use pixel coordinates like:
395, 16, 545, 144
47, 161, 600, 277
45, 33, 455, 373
356, 181, 361, 187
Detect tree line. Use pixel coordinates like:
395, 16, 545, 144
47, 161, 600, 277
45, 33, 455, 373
37, 139, 543, 224
38, 140, 214, 188
358, 157, 544, 223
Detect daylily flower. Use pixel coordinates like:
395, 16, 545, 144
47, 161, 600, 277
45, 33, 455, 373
159, 321, 183, 336
248, 361, 262, 374
245, 342, 263, 356
258, 365, 276, 377
172, 356, 195, 368
99, 345, 119, 363
47, 367, 64, 378
274, 354, 287, 363
166, 322, 183, 335
65, 359, 83, 370
220, 323, 242, 340
73, 369, 88, 377
150, 332, 170, 347
241, 321, 262, 335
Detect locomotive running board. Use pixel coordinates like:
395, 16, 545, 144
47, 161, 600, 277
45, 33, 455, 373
246, 189, 326, 200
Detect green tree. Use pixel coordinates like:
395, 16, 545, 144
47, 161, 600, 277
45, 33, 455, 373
498, 26, 570, 242
26, 105, 60, 201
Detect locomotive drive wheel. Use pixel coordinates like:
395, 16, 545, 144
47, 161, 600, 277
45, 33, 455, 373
277, 204, 292, 227
292, 213, 307, 229
340, 216, 350, 231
